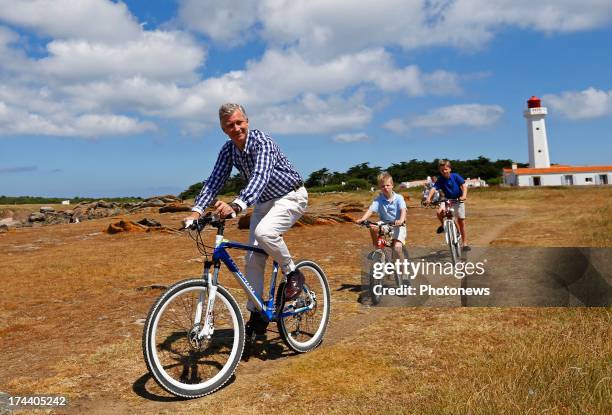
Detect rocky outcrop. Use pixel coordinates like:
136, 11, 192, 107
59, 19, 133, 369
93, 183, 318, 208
137, 218, 161, 227
0, 218, 22, 229
13, 195, 188, 228
159, 202, 192, 213
106, 220, 147, 234
106, 218, 178, 234
28, 212, 46, 222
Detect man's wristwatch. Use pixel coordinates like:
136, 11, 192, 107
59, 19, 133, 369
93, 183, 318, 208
229, 202, 242, 214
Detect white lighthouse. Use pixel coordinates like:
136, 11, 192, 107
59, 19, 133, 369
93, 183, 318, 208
503, 95, 611, 187
524, 96, 551, 168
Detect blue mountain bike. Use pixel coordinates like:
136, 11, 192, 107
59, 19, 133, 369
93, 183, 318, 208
142, 213, 331, 397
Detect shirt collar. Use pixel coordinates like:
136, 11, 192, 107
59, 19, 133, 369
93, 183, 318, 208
381, 191, 395, 202
230, 129, 251, 154
243, 129, 251, 152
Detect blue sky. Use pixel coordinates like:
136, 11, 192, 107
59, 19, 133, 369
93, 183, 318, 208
1, 0, 611, 197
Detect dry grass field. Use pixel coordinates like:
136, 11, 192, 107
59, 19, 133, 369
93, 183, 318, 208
1, 186, 610, 414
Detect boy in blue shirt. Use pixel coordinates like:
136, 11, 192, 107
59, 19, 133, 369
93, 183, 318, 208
357, 172, 407, 261
425, 159, 470, 251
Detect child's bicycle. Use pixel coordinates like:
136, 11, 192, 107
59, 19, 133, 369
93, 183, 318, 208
359, 220, 409, 305
142, 212, 331, 398
431, 198, 463, 264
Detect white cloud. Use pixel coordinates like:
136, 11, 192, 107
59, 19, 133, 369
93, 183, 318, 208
253, 0, 612, 58
178, 0, 258, 45
412, 103, 504, 131
0, 0, 141, 43
383, 118, 411, 134
39, 31, 205, 82
0, 100, 156, 137
256, 93, 373, 134
333, 132, 369, 143
180, 0, 612, 58
5, 0, 606, 140
384, 103, 504, 134
544, 88, 612, 120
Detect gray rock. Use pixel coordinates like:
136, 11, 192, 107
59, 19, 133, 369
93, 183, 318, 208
142, 199, 165, 207
161, 196, 180, 203
29, 212, 46, 222
0, 218, 21, 228
97, 200, 115, 208
137, 218, 161, 227
40, 206, 55, 213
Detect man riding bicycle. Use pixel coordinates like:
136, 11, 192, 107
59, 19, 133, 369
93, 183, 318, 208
183, 103, 307, 337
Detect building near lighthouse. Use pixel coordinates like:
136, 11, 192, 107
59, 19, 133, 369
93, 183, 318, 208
503, 96, 611, 186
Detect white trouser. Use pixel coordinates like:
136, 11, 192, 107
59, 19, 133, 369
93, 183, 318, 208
245, 186, 308, 311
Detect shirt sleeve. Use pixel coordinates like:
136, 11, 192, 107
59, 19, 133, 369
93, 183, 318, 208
433, 180, 442, 190
454, 173, 465, 186
397, 194, 407, 209
369, 199, 379, 213
192, 142, 233, 214
235, 136, 277, 207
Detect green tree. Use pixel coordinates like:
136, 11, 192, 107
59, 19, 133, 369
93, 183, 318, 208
345, 162, 382, 184
305, 168, 332, 187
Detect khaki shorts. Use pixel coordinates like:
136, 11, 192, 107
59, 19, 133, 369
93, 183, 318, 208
440, 201, 466, 219
382, 224, 407, 245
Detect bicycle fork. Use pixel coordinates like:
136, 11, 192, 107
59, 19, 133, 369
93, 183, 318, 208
194, 233, 227, 342
193, 262, 220, 342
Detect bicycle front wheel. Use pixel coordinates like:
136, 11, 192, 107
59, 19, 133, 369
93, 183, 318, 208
389, 245, 410, 288
446, 221, 458, 265
369, 249, 385, 305
142, 279, 244, 398
277, 260, 331, 353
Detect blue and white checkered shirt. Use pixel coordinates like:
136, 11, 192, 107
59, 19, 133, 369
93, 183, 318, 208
192, 129, 303, 213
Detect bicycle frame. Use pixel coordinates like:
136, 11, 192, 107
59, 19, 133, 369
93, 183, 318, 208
194, 220, 314, 341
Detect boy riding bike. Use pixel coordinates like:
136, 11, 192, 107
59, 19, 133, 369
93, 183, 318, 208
357, 172, 408, 264
425, 159, 470, 251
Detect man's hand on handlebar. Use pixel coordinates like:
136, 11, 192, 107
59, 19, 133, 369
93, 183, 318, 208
214, 201, 238, 219
182, 211, 201, 228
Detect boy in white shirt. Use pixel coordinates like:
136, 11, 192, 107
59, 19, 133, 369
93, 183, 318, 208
357, 172, 407, 262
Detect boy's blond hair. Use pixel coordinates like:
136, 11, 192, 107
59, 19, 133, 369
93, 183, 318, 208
438, 159, 452, 169
377, 171, 394, 186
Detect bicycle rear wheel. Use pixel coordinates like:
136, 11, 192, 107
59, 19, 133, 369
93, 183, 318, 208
142, 279, 244, 397
277, 260, 331, 353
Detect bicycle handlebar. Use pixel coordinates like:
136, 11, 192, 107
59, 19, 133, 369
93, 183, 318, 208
183, 211, 236, 230
428, 198, 463, 206
358, 219, 403, 228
